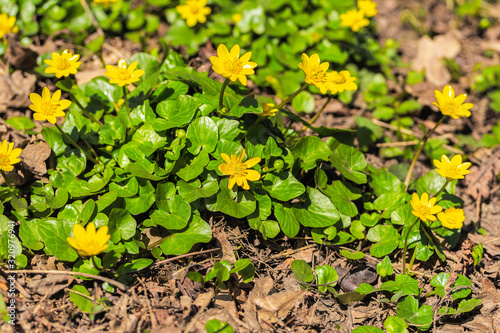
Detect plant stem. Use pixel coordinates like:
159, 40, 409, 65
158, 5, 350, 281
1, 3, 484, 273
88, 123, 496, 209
275, 83, 309, 110
218, 78, 230, 111
82, 139, 100, 161
122, 86, 131, 119
402, 218, 420, 275
407, 248, 417, 272
72, 95, 104, 126
91, 255, 103, 272
432, 180, 450, 199
298, 95, 332, 134
54, 123, 100, 165
0, 170, 12, 190
404, 117, 445, 191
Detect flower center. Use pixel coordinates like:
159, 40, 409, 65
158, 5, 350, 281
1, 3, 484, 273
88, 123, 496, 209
41, 101, 60, 116
332, 73, 347, 84
227, 160, 247, 175
57, 58, 71, 70
224, 58, 243, 75
117, 69, 131, 81
189, 5, 200, 14
0, 154, 10, 169
310, 66, 326, 83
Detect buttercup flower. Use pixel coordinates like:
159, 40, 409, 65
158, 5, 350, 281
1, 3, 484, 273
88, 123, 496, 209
44, 49, 81, 78
298, 54, 329, 94
219, 149, 261, 190
210, 44, 257, 86
232, 13, 242, 24
438, 207, 465, 229
29, 87, 71, 124
67, 223, 110, 257
410, 192, 442, 222
176, 0, 211, 27
0, 140, 22, 172
433, 155, 471, 181
433, 85, 473, 119
105, 59, 145, 87
0, 13, 19, 40
325, 70, 358, 94
260, 102, 278, 117
340, 10, 370, 32
358, 0, 378, 17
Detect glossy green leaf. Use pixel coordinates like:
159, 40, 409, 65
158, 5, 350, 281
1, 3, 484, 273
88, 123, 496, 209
293, 187, 340, 228
262, 171, 305, 201
160, 215, 212, 255
291, 260, 314, 283
330, 144, 367, 184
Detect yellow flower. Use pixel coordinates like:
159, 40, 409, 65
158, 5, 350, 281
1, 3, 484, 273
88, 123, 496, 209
437, 207, 465, 229
0, 13, 19, 40
358, 0, 378, 17
210, 44, 257, 86
433, 155, 471, 181
260, 102, 278, 117
410, 192, 442, 222
29, 87, 71, 124
0, 140, 22, 172
44, 49, 81, 78
67, 223, 110, 257
298, 53, 329, 94
433, 85, 473, 119
232, 13, 242, 24
176, 0, 211, 27
340, 9, 370, 32
105, 59, 145, 87
219, 149, 261, 190
325, 70, 358, 94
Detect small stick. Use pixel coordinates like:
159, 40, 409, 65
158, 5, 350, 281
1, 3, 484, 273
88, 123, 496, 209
12, 269, 128, 291
152, 248, 220, 267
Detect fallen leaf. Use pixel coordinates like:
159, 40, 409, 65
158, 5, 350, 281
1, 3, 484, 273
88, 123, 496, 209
20, 141, 51, 177
27, 275, 73, 297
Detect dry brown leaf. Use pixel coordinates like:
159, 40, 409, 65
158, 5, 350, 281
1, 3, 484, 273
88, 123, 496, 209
27, 275, 73, 297
412, 32, 461, 86
214, 228, 236, 264
248, 276, 306, 323
0, 67, 37, 111
479, 277, 500, 316
20, 141, 51, 177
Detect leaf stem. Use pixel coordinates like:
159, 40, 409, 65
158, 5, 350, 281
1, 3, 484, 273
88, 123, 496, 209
404, 117, 445, 190
275, 83, 309, 110
403, 218, 420, 275
71, 95, 104, 126
0, 170, 12, 190
298, 95, 332, 134
122, 86, 131, 119
54, 123, 100, 165
432, 180, 450, 199
218, 78, 230, 111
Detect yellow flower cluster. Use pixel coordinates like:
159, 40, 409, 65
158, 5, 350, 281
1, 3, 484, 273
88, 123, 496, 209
340, 0, 377, 32
433, 85, 473, 119
299, 54, 357, 94
0, 13, 19, 40
219, 149, 261, 190
105, 59, 145, 87
210, 44, 257, 86
176, 0, 211, 27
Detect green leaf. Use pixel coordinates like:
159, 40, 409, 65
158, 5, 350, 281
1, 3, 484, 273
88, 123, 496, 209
293, 187, 340, 228
160, 215, 212, 255
19, 219, 43, 250
384, 316, 409, 333
394, 275, 419, 296
151, 195, 191, 230
356, 284, 375, 294
70, 285, 105, 314
397, 295, 433, 330
370, 171, 404, 197
205, 319, 234, 333
315, 265, 338, 292
292, 91, 315, 113
438, 299, 482, 316
206, 179, 256, 219
262, 172, 305, 201
177, 179, 219, 203
430, 273, 471, 300
291, 136, 331, 170
323, 180, 361, 217
108, 209, 137, 242
376, 256, 394, 278
176, 150, 210, 181
391, 203, 417, 226
350, 219, 365, 239
153, 95, 198, 130
57, 149, 87, 176
330, 144, 367, 184
230, 259, 255, 283
205, 261, 231, 289
340, 249, 365, 260
472, 243, 483, 266
273, 203, 300, 238
39, 219, 78, 261
5, 117, 35, 131
124, 179, 156, 214
186, 116, 218, 155
367, 225, 400, 257
291, 260, 314, 283
116, 258, 154, 276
